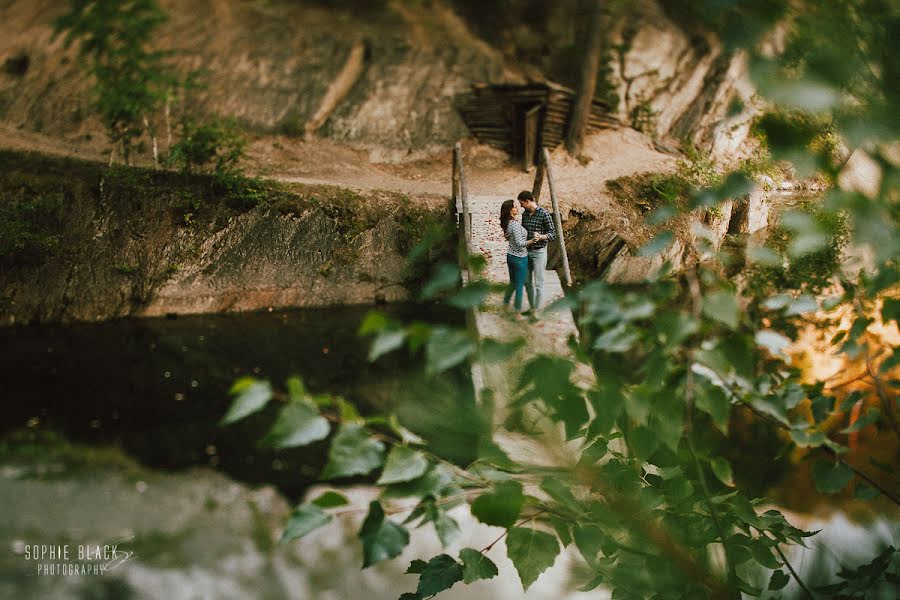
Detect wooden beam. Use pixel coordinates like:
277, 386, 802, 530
566, 0, 605, 156
454, 142, 473, 256
543, 147, 572, 287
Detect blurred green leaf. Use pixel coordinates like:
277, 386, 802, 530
221, 378, 272, 425
311, 491, 348, 508
769, 569, 790, 591
702, 290, 739, 329
368, 328, 406, 362
853, 483, 879, 500
321, 424, 385, 479
748, 246, 781, 266
459, 548, 498, 584
479, 337, 525, 363
638, 231, 674, 257
281, 504, 331, 543
540, 477, 582, 516
428, 503, 461, 547
710, 457, 735, 487
358, 310, 389, 335
359, 501, 409, 568
506, 527, 560, 591
466, 253, 488, 272
629, 426, 660, 461
388, 414, 425, 446
763, 293, 793, 310
377, 446, 429, 485
790, 426, 826, 447
335, 397, 362, 423
573, 525, 609, 567
416, 554, 462, 597
811, 459, 854, 493
471, 480, 524, 528
592, 322, 638, 353
755, 329, 792, 360
447, 281, 489, 308
786, 295, 818, 316
749, 540, 781, 569
729, 495, 761, 528
839, 408, 880, 434
420, 262, 460, 299
406, 559, 427, 574
882, 298, 900, 324
381, 464, 453, 499
425, 327, 476, 375
624, 384, 653, 426
653, 311, 700, 348
262, 400, 330, 449
587, 388, 625, 436
647, 205, 677, 225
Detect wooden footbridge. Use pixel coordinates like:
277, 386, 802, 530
451, 143, 594, 436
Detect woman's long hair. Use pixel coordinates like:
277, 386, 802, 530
500, 199, 515, 236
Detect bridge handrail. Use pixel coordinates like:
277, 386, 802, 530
452, 142, 473, 259
451, 142, 486, 397
535, 148, 573, 287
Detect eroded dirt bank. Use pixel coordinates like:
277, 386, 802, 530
0, 151, 452, 325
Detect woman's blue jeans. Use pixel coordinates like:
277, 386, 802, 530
504, 253, 528, 311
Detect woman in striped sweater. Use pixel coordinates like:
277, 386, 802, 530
500, 199, 536, 317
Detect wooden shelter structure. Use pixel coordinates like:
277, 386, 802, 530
456, 81, 621, 170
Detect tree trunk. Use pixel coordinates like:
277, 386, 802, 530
565, 0, 605, 157
144, 115, 159, 170
165, 96, 172, 150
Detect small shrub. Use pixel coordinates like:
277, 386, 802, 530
737, 144, 784, 187
629, 95, 657, 134
681, 144, 723, 189
169, 191, 201, 226
607, 146, 723, 212
167, 117, 246, 176
0, 192, 65, 260
745, 201, 849, 296
213, 172, 269, 211
113, 264, 138, 275
751, 108, 840, 174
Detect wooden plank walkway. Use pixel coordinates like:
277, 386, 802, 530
456, 192, 595, 459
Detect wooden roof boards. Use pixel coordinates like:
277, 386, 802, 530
455, 82, 621, 165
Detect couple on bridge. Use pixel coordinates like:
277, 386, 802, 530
500, 191, 556, 320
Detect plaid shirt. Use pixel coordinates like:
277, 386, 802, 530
521, 206, 556, 250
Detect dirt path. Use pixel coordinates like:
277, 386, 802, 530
250, 127, 678, 212
0, 122, 677, 219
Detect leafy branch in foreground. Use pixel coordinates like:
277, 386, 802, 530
222, 1, 898, 598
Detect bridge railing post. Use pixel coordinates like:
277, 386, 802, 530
453, 142, 473, 257
541, 148, 573, 287
531, 157, 545, 202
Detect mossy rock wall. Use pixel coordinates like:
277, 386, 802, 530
0, 151, 452, 325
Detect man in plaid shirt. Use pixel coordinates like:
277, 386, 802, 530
517, 191, 556, 312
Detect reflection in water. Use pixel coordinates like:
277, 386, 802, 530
0, 304, 470, 500
1, 304, 897, 598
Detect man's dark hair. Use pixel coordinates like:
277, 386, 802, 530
517, 191, 535, 202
